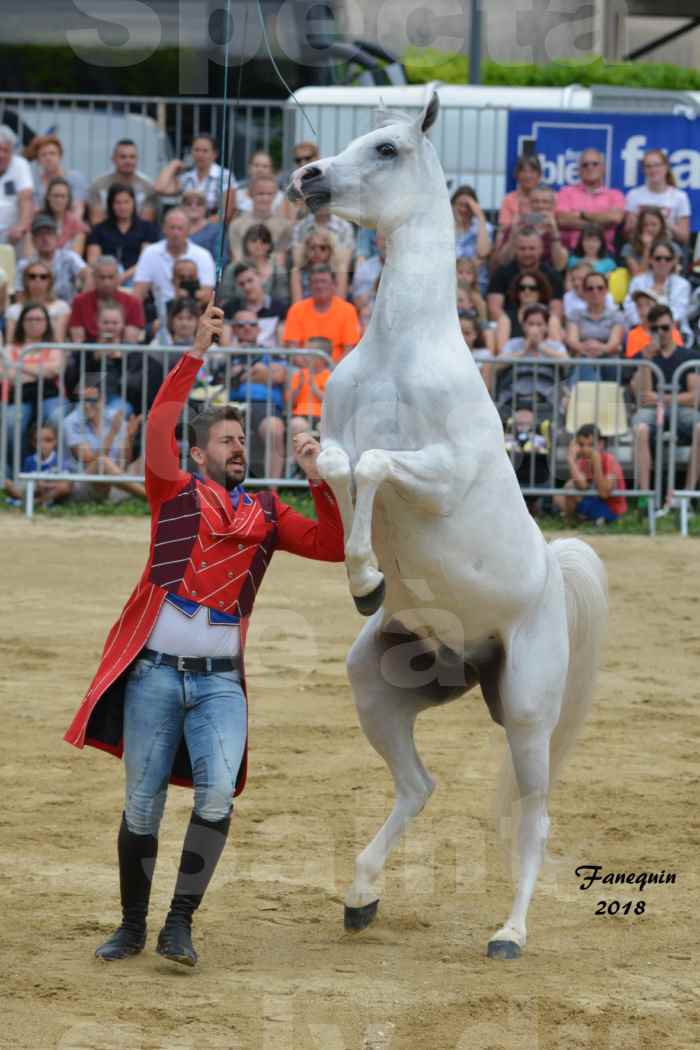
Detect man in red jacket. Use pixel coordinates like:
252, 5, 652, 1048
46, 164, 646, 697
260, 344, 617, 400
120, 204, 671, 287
65, 296, 344, 968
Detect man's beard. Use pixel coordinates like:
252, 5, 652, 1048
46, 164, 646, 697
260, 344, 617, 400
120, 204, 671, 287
206, 456, 246, 490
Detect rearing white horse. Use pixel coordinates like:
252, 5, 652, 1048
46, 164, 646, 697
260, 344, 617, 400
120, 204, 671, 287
289, 90, 607, 959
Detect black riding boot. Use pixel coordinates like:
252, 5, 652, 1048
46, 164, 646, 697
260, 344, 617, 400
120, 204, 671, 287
95, 813, 158, 961
156, 809, 231, 968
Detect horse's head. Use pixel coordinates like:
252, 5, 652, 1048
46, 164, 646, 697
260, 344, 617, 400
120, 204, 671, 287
287, 90, 440, 233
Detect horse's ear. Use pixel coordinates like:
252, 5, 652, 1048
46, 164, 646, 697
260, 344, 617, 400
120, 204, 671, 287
419, 90, 439, 135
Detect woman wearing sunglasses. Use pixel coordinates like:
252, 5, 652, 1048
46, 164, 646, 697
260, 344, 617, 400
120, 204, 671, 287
624, 237, 691, 341
566, 271, 624, 382
4, 260, 70, 344
496, 269, 562, 351
290, 227, 345, 303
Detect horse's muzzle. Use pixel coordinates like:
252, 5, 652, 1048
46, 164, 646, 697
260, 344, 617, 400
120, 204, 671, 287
287, 165, 332, 211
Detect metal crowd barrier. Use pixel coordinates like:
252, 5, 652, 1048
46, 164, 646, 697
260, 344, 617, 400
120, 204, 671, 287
666, 359, 700, 537
491, 355, 666, 535
8, 343, 331, 518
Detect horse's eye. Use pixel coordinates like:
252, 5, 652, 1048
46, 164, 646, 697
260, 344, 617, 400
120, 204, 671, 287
376, 143, 398, 158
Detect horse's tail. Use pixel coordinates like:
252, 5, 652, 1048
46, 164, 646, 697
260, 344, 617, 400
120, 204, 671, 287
496, 538, 607, 847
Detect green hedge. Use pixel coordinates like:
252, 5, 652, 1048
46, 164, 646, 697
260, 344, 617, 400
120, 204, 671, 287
404, 49, 700, 92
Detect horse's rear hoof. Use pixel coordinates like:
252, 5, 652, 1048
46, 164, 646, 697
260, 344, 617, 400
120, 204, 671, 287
353, 579, 385, 616
344, 900, 379, 931
487, 939, 522, 960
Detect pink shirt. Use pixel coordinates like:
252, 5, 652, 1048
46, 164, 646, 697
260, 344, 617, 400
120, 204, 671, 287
555, 185, 625, 251
498, 190, 530, 228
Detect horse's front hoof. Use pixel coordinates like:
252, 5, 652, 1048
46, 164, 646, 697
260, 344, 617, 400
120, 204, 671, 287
486, 939, 522, 960
344, 899, 379, 931
352, 579, 385, 616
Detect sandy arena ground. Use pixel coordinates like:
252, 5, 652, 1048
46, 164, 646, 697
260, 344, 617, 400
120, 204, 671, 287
1, 516, 698, 1050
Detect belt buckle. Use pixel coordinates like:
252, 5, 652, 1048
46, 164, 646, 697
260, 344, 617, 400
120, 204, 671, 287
177, 655, 188, 672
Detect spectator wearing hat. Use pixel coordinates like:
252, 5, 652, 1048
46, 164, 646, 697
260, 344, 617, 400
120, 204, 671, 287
25, 134, 87, 221
555, 149, 625, 253
0, 124, 34, 250
17, 215, 89, 303
625, 288, 683, 358
88, 140, 159, 225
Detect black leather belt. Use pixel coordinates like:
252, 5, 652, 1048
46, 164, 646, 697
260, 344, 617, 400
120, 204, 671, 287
141, 648, 240, 674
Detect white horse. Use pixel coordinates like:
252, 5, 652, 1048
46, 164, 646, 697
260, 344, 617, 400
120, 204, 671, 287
289, 90, 607, 959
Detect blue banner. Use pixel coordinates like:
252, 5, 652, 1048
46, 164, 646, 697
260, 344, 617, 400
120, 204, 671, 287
506, 110, 700, 230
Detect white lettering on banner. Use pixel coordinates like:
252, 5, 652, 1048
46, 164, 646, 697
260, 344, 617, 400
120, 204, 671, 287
668, 149, 700, 189
621, 135, 647, 187
538, 148, 582, 186
534, 134, 700, 191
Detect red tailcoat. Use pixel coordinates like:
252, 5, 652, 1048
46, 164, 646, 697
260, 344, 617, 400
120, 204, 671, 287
64, 352, 345, 795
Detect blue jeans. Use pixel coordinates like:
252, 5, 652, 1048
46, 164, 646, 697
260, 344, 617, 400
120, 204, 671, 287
123, 652, 247, 836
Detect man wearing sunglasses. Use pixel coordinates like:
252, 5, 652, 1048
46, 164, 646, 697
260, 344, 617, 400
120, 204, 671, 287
555, 149, 625, 253
631, 304, 700, 498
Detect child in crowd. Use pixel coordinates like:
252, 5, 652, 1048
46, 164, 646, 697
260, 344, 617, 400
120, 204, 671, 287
555, 423, 627, 524
287, 336, 332, 439
567, 225, 617, 274
4, 422, 72, 507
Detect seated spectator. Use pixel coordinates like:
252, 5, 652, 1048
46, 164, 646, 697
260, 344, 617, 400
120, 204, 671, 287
86, 184, 160, 284
132, 208, 215, 308
223, 263, 287, 347
65, 301, 135, 416
496, 269, 562, 351
280, 141, 319, 222
352, 231, 385, 308
291, 204, 355, 283
487, 227, 564, 321
154, 133, 236, 221
1, 303, 63, 471
493, 184, 568, 273
631, 304, 700, 499
451, 185, 492, 291
222, 309, 286, 479
565, 271, 624, 382
456, 258, 487, 320
624, 149, 690, 249
496, 303, 567, 427
167, 257, 212, 311
563, 261, 615, 321
355, 227, 378, 267
235, 150, 286, 214
88, 139, 158, 225
36, 177, 88, 255
242, 223, 290, 307
555, 149, 625, 253
228, 175, 292, 265
623, 238, 691, 340
0, 124, 34, 253
625, 288, 683, 358
554, 423, 627, 524
62, 381, 145, 501
5, 421, 73, 507
69, 256, 145, 344
25, 134, 87, 221
498, 154, 542, 229
620, 206, 669, 278
566, 224, 616, 275
140, 299, 205, 409
283, 265, 360, 364
291, 227, 344, 304
5, 259, 70, 343
459, 308, 495, 392
287, 337, 333, 440
17, 215, 89, 304
179, 189, 228, 265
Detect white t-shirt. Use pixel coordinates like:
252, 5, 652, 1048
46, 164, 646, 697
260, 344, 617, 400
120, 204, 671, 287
180, 163, 236, 212
5, 298, 70, 329
133, 238, 216, 302
624, 185, 691, 228
0, 154, 33, 242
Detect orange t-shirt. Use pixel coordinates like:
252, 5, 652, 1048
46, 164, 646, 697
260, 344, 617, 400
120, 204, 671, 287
288, 367, 330, 417
625, 324, 683, 358
283, 295, 360, 363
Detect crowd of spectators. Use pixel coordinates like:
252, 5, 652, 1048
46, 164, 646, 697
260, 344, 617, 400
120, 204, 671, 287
1, 122, 699, 518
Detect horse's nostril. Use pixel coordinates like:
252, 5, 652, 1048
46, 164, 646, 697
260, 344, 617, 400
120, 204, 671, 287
301, 165, 322, 181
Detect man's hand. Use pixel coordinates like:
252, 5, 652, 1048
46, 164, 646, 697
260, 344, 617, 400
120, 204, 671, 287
191, 294, 225, 359
293, 431, 321, 481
